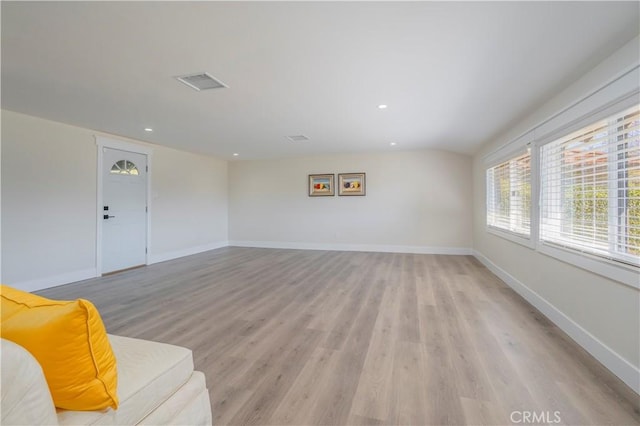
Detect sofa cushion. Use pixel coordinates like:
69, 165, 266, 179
0, 285, 118, 411
57, 335, 194, 426
138, 371, 211, 426
1, 339, 59, 426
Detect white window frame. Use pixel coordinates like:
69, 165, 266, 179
484, 65, 639, 289
484, 132, 538, 249
536, 97, 639, 288
537, 241, 638, 288
486, 148, 535, 249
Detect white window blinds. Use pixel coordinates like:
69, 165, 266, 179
486, 151, 531, 236
540, 104, 640, 266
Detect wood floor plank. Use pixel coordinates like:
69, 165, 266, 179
459, 397, 509, 426
309, 265, 386, 425
37, 248, 640, 425
270, 347, 339, 425
346, 414, 386, 426
227, 328, 323, 425
432, 274, 495, 403
386, 340, 429, 425
350, 330, 396, 421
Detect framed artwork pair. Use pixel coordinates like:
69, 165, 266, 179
308, 173, 366, 197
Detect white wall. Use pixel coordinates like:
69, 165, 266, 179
1, 110, 228, 290
149, 146, 228, 263
0, 111, 3, 283
472, 37, 640, 392
2, 111, 98, 288
229, 150, 472, 253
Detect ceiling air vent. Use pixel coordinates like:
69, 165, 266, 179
287, 135, 310, 142
175, 72, 227, 91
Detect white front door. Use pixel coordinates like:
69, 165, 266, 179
102, 148, 148, 274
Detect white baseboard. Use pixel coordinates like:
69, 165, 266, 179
8, 268, 98, 293
229, 240, 472, 255
473, 249, 640, 395
148, 241, 229, 264
5, 242, 230, 292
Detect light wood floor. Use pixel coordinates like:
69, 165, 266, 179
39, 248, 639, 425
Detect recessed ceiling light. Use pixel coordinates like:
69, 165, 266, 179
233, 153, 239, 157
144, 128, 153, 132
390, 142, 397, 146
378, 104, 388, 109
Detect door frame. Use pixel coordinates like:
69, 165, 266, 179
95, 136, 153, 276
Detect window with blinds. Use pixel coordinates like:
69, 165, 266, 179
486, 151, 531, 236
540, 104, 640, 266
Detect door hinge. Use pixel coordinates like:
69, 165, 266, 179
145, 206, 148, 213
146, 165, 148, 172
145, 247, 148, 254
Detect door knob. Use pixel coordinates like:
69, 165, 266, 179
103, 215, 115, 220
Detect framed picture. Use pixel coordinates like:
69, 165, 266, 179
309, 174, 335, 196
338, 173, 366, 196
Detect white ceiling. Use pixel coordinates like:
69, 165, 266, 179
2, 2, 638, 160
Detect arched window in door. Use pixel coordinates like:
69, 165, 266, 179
110, 160, 139, 176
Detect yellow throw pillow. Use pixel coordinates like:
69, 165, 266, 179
0, 285, 118, 411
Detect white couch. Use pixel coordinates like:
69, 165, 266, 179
1, 335, 212, 426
